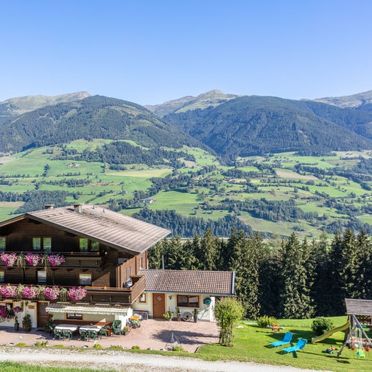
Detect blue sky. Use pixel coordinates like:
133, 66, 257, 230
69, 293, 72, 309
1, 0, 371, 103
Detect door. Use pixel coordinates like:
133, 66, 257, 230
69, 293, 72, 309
37, 302, 50, 328
152, 293, 165, 318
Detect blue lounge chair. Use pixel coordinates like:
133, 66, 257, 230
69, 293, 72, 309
269, 332, 293, 347
282, 338, 307, 353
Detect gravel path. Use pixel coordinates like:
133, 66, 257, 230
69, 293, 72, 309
0, 348, 308, 371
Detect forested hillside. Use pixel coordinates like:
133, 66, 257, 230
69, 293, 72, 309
164, 95, 372, 160
0, 95, 199, 153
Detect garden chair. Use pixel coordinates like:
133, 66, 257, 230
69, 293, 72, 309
269, 332, 293, 347
282, 338, 307, 353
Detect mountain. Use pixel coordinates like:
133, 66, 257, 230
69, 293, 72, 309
0, 95, 199, 153
146, 90, 238, 117
315, 90, 372, 108
0, 91, 90, 125
164, 95, 372, 160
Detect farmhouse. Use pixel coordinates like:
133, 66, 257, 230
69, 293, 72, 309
0, 205, 234, 330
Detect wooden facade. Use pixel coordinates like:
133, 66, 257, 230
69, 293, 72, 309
0, 216, 148, 306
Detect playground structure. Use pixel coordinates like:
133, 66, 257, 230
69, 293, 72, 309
312, 299, 372, 358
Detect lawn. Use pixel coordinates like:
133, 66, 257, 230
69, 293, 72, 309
0, 362, 104, 372
198, 317, 372, 371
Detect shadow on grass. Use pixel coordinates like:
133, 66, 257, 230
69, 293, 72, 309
152, 330, 217, 345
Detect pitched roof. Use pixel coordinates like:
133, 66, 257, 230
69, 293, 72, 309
345, 298, 372, 316
140, 269, 235, 296
0, 205, 170, 255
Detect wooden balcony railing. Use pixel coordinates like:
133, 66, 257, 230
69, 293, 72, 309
0, 275, 146, 306
0, 251, 102, 269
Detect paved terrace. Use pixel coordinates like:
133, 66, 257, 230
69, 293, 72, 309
0, 319, 218, 352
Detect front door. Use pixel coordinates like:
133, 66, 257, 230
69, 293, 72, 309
37, 302, 50, 328
152, 293, 165, 318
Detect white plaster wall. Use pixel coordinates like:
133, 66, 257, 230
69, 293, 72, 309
132, 292, 215, 321
52, 313, 115, 323
0, 301, 37, 329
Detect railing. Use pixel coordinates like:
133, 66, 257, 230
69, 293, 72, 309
0, 275, 146, 306
0, 251, 102, 269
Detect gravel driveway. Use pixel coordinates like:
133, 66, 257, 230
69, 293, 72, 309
0, 348, 309, 371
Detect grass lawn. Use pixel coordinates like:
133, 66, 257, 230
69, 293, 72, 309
0, 362, 104, 372
198, 317, 372, 371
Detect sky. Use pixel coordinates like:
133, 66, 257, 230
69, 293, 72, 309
1, 0, 372, 104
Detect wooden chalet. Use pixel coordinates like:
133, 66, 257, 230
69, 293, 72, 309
0, 204, 235, 330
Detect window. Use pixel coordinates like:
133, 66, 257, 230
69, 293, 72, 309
37, 270, 47, 284
0, 270, 4, 283
140, 256, 144, 270
91, 240, 99, 252
0, 237, 5, 252
33, 237, 41, 251
79, 238, 88, 252
79, 273, 92, 285
139, 293, 147, 303
43, 237, 52, 253
177, 295, 199, 308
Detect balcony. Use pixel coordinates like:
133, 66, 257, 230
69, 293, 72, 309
0, 251, 102, 269
82, 276, 146, 305
0, 275, 146, 306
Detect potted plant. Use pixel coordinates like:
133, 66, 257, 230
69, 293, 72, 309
22, 314, 32, 332
163, 311, 173, 321
176, 307, 181, 321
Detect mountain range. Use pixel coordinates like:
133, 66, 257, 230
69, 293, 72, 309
0, 89, 372, 158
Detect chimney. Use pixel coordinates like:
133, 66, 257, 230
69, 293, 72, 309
73, 204, 83, 213
44, 204, 54, 210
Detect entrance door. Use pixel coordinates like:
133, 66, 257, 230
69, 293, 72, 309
152, 293, 165, 318
37, 302, 50, 328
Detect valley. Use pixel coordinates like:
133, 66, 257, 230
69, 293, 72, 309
0, 139, 370, 237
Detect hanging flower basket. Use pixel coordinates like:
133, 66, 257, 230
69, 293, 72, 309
67, 287, 87, 302
25, 253, 42, 267
44, 286, 60, 301
47, 255, 65, 267
0, 285, 17, 298
0, 253, 17, 267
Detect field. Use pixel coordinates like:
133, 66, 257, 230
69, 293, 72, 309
198, 317, 372, 371
0, 139, 371, 237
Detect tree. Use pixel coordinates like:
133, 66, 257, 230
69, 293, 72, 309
229, 234, 263, 319
279, 233, 315, 318
214, 298, 244, 346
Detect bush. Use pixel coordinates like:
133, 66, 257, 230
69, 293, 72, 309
34, 341, 48, 348
312, 318, 334, 336
15, 342, 27, 348
171, 345, 185, 352
215, 298, 244, 347
93, 343, 104, 350
22, 314, 32, 332
131, 345, 140, 350
256, 315, 278, 328
163, 311, 173, 321
107, 345, 124, 351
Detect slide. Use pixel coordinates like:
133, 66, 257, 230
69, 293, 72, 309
311, 322, 349, 344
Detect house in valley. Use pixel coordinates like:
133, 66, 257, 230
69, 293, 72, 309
0, 205, 234, 329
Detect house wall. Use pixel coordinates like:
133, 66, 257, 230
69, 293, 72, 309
132, 292, 215, 321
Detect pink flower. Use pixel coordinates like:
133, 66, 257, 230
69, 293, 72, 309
47, 255, 65, 267
25, 253, 41, 267
44, 286, 60, 301
67, 287, 87, 302
22, 286, 38, 299
13, 306, 22, 313
0, 285, 17, 298
0, 253, 17, 267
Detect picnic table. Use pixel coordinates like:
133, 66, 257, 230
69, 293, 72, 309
54, 324, 78, 339
79, 325, 103, 340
